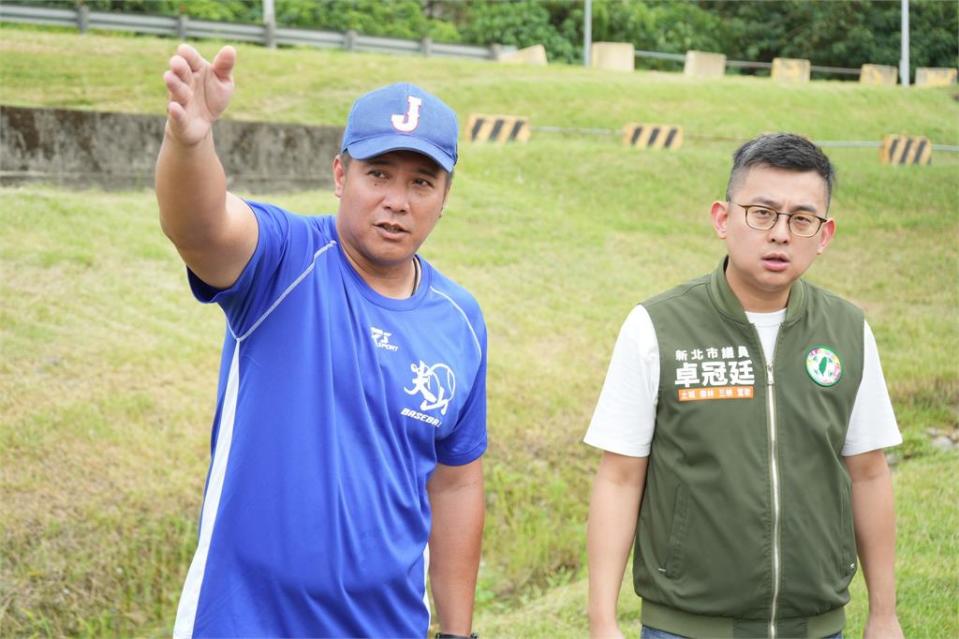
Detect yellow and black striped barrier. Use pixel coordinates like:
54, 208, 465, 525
466, 114, 530, 144
622, 124, 683, 150
880, 135, 932, 165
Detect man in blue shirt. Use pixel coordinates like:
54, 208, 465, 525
157, 43, 486, 638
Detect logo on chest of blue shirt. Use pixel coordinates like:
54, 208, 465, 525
401, 360, 456, 428
371, 326, 399, 352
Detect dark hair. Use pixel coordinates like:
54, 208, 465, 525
725, 133, 835, 206
337, 150, 454, 186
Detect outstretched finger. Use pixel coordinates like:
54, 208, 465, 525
211, 45, 237, 82
164, 70, 193, 105
167, 100, 187, 127
176, 43, 205, 73
168, 55, 193, 85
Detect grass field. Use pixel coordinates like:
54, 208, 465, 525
1, 28, 957, 637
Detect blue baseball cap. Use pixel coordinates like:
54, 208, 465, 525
341, 83, 458, 173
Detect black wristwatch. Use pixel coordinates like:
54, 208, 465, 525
435, 633, 478, 639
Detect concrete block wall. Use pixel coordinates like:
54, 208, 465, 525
859, 64, 898, 86
590, 42, 635, 72
498, 45, 548, 66
772, 58, 811, 83
915, 67, 958, 87
684, 51, 726, 79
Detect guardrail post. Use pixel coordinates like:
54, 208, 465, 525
344, 30, 357, 52
421, 36, 432, 57
265, 20, 276, 49
489, 43, 502, 61
176, 14, 188, 40
77, 5, 90, 34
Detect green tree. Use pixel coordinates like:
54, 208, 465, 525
19, 0, 959, 73
459, 0, 578, 63
703, 0, 957, 75
907, 0, 959, 73
275, 0, 460, 42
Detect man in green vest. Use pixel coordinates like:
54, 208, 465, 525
585, 133, 903, 639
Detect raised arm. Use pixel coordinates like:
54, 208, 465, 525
587, 452, 648, 639
156, 43, 257, 289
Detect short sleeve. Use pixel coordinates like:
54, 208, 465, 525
435, 319, 488, 466
583, 305, 660, 457
842, 320, 902, 456
188, 201, 330, 338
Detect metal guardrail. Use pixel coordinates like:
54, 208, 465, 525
634, 49, 686, 62
0, 3, 512, 60
532, 126, 958, 152
3, 4, 867, 74
808, 64, 860, 77
815, 140, 959, 152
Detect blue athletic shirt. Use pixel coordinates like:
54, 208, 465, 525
173, 201, 488, 638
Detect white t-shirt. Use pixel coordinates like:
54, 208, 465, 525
584, 305, 902, 458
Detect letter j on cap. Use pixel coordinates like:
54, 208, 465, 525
391, 96, 423, 133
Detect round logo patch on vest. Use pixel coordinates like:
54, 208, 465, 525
806, 346, 842, 387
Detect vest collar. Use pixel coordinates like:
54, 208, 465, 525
707, 256, 807, 326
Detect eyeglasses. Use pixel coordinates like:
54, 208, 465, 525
737, 203, 828, 238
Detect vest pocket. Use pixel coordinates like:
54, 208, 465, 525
664, 483, 690, 578
839, 482, 857, 577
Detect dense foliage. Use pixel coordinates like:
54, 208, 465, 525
701, 0, 958, 72
22, 0, 959, 76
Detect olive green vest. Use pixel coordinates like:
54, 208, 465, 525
636, 259, 864, 639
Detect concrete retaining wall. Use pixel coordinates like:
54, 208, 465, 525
0, 105, 343, 192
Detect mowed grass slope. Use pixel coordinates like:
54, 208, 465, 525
1, 28, 956, 142
1, 28, 957, 637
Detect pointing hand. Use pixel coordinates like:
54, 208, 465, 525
163, 43, 236, 146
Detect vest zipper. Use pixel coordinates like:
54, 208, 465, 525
766, 361, 781, 639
